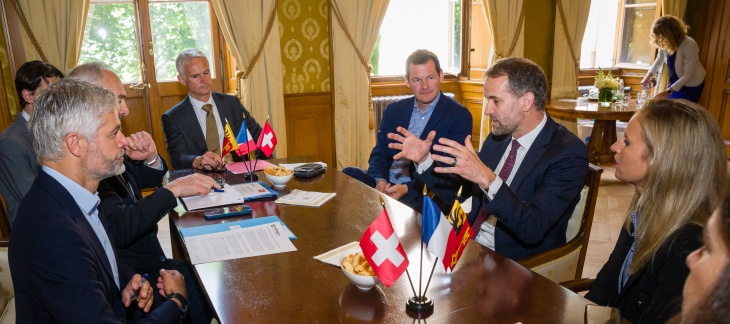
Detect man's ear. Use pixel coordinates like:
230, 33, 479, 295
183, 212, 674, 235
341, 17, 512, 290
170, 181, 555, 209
65, 133, 85, 157
21, 89, 35, 105
177, 75, 186, 86
521, 92, 535, 112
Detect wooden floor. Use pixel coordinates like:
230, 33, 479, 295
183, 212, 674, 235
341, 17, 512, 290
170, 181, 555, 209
156, 163, 632, 279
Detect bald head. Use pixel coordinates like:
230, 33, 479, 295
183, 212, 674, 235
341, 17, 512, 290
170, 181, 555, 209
68, 62, 129, 118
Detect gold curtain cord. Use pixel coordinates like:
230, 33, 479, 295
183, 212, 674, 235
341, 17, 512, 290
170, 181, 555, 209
9, 0, 47, 62
495, 0, 527, 60
235, 0, 280, 100
556, 0, 580, 88
329, 0, 377, 129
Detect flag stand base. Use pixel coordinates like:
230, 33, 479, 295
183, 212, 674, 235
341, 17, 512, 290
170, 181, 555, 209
406, 296, 433, 316
244, 173, 259, 182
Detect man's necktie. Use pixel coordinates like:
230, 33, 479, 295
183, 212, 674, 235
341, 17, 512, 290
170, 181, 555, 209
202, 104, 220, 154
472, 139, 521, 234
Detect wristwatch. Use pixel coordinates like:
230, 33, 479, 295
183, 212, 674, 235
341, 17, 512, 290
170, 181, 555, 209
666, 88, 674, 94
167, 292, 189, 318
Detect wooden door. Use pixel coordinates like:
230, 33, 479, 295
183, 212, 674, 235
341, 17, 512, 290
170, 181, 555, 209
702, 0, 730, 158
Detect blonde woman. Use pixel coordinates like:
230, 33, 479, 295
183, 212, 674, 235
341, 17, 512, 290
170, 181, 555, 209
642, 15, 706, 102
585, 99, 726, 323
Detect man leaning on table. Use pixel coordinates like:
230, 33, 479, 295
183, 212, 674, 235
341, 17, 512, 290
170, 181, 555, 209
9, 79, 189, 322
388, 57, 588, 260
68, 62, 216, 323
162, 48, 264, 170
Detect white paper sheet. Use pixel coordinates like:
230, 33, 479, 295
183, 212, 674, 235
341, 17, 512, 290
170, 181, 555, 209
185, 222, 297, 264
313, 241, 360, 267
275, 189, 336, 207
181, 182, 276, 210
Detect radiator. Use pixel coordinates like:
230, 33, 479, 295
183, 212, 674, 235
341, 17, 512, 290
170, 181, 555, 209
372, 92, 455, 130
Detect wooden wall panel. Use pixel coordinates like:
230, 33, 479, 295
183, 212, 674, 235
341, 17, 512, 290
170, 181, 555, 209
459, 79, 485, 149
284, 92, 334, 166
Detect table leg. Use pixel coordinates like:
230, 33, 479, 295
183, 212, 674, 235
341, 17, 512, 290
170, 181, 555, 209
587, 120, 618, 164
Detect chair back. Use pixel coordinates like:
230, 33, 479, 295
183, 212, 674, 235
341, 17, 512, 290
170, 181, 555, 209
518, 163, 603, 283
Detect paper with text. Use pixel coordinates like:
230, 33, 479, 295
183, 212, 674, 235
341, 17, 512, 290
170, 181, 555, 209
181, 182, 277, 210
185, 222, 296, 264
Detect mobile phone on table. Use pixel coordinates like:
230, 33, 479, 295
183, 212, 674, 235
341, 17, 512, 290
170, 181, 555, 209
293, 163, 325, 178
201, 204, 252, 220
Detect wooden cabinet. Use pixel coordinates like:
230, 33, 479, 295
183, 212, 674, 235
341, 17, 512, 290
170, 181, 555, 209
283, 93, 335, 166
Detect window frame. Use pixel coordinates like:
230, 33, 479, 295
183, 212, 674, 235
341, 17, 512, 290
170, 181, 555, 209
611, 0, 662, 70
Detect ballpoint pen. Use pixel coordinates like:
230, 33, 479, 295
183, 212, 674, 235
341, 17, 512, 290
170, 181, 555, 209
131, 273, 149, 301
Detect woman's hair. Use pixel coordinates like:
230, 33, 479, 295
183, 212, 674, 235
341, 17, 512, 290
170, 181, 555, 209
626, 99, 726, 273
678, 192, 730, 323
650, 15, 688, 53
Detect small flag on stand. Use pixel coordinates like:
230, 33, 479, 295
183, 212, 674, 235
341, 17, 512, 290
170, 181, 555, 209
421, 195, 473, 272
360, 209, 410, 287
256, 120, 277, 157
235, 121, 258, 156
221, 119, 239, 158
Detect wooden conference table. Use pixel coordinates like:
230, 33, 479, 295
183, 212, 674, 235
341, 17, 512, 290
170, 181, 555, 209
547, 99, 638, 164
169, 162, 595, 323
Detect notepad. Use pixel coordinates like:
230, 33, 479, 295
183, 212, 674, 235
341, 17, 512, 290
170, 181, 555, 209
181, 181, 278, 210
275, 189, 336, 207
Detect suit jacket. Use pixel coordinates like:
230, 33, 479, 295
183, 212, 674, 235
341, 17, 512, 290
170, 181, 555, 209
369, 93, 472, 208
9, 170, 182, 323
162, 92, 263, 169
586, 224, 702, 323
0, 115, 38, 226
418, 115, 589, 260
98, 157, 177, 273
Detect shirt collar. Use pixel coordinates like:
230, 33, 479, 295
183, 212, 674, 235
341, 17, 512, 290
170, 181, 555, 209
21, 110, 31, 121
513, 113, 547, 151
41, 165, 100, 216
188, 94, 215, 111
412, 92, 441, 115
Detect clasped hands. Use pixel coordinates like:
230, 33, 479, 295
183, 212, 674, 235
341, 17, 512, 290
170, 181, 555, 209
387, 127, 496, 189
121, 269, 187, 313
375, 179, 409, 200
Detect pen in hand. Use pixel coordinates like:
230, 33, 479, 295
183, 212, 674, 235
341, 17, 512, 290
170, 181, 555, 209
130, 273, 149, 301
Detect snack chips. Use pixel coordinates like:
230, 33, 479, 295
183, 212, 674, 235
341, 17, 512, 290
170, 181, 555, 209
341, 252, 375, 276
264, 166, 293, 176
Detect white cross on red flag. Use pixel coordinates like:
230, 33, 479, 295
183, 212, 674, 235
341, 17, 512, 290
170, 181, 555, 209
359, 209, 409, 287
256, 120, 277, 157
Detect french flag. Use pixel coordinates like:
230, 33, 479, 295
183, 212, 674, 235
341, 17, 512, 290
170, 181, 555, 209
421, 195, 471, 272
235, 120, 258, 155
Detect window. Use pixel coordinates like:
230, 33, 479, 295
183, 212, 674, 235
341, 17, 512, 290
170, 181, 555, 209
370, 0, 461, 76
580, 0, 658, 69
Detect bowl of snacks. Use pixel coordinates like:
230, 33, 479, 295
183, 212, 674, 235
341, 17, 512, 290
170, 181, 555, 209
264, 166, 293, 187
341, 251, 379, 291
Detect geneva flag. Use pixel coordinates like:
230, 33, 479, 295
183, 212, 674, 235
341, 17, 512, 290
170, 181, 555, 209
221, 120, 239, 158
359, 209, 409, 287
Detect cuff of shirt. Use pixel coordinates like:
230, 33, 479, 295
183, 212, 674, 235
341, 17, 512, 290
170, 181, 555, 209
478, 176, 503, 201
414, 153, 433, 174
144, 155, 164, 170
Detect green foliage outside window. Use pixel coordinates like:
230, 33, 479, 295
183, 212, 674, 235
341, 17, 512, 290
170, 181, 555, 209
79, 3, 141, 82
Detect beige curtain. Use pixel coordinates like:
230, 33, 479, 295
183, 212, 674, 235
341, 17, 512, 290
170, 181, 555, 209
550, 0, 591, 99
16, 0, 90, 72
331, 0, 389, 169
211, 0, 287, 157
654, 0, 689, 95
479, 0, 525, 143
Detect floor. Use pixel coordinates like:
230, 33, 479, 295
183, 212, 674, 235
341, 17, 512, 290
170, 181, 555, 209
155, 163, 633, 279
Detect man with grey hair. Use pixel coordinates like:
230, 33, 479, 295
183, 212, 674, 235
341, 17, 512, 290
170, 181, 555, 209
162, 48, 263, 170
68, 62, 215, 323
9, 79, 189, 322
389, 57, 588, 260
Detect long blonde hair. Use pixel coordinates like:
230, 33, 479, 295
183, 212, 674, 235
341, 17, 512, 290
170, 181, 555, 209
649, 15, 688, 53
627, 99, 726, 273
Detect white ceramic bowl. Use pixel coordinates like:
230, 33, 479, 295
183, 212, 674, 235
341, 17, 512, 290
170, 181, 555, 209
341, 252, 380, 291
264, 172, 293, 187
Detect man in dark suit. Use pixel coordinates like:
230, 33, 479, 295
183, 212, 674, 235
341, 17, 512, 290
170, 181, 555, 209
68, 62, 217, 323
389, 57, 588, 260
0, 61, 63, 226
10, 79, 189, 322
162, 48, 263, 170
342, 49, 472, 209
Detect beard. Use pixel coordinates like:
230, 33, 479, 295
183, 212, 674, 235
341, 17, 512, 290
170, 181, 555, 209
85, 145, 126, 180
490, 116, 519, 136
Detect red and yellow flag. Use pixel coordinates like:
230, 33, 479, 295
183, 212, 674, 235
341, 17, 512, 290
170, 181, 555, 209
221, 120, 239, 158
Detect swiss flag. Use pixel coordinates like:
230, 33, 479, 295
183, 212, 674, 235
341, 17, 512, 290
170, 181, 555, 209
256, 120, 277, 157
359, 209, 409, 287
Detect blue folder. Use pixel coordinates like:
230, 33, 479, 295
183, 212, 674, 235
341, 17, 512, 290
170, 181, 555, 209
179, 215, 296, 240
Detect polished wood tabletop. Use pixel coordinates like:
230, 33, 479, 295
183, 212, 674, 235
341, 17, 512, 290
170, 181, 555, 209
547, 99, 638, 164
169, 162, 594, 323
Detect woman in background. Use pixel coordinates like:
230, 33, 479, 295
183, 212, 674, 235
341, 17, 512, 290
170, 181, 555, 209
676, 190, 730, 323
642, 15, 706, 103
585, 99, 726, 323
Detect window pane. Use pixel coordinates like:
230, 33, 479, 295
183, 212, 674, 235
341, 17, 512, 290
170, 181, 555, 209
580, 0, 619, 69
625, 0, 655, 4
79, 3, 142, 82
371, 0, 461, 76
149, 1, 213, 81
619, 6, 655, 65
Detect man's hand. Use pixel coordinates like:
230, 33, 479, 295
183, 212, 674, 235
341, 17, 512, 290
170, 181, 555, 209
384, 183, 408, 200
431, 136, 496, 188
156, 269, 187, 299
164, 173, 220, 197
193, 151, 224, 170
124, 131, 158, 163
122, 273, 154, 312
388, 127, 435, 164
374, 179, 388, 193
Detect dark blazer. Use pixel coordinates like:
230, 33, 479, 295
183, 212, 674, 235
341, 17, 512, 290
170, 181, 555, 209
162, 92, 263, 169
9, 170, 182, 323
0, 116, 38, 226
586, 224, 702, 323
419, 115, 588, 260
98, 157, 177, 273
369, 93, 472, 208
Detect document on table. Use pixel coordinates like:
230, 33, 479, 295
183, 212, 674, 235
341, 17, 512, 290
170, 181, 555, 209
181, 181, 278, 210
184, 222, 296, 264
275, 189, 336, 207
